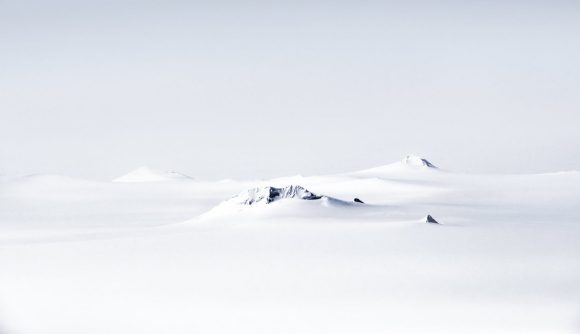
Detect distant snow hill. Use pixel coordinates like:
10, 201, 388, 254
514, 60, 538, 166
113, 166, 192, 183
351, 154, 439, 177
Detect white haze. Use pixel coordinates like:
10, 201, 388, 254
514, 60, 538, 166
1, 0, 580, 179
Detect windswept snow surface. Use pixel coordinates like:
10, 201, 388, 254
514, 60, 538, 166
1, 158, 580, 334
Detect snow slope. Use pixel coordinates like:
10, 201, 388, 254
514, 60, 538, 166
1, 156, 580, 334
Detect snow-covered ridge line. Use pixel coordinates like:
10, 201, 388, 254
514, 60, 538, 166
4, 155, 579, 183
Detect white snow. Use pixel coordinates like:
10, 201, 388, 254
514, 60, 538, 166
1, 156, 580, 334
113, 166, 193, 182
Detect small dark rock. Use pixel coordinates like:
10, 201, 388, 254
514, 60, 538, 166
354, 198, 364, 204
426, 215, 439, 224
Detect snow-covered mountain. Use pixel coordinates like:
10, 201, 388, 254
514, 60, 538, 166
197, 185, 366, 220
230, 185, 323, 205
113, 166, 192, 182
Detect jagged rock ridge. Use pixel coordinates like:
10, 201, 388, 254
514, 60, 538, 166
233, 185, 322, 205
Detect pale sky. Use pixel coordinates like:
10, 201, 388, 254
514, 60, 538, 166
1, 0, 579, 180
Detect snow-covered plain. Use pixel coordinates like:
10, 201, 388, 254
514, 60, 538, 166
1, 156, 579, 334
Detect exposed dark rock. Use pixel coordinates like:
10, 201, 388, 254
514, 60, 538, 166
425, 215, 439, 224
353, 198, 364, 204
236, 185, 322, 205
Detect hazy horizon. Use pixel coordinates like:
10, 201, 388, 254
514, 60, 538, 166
2, 0, 579, 180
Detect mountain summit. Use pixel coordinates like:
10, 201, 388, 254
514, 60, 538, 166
401, 155, 437, 168
351, 155, 439, 177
